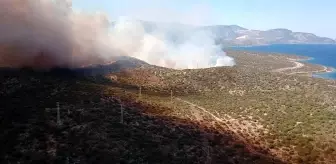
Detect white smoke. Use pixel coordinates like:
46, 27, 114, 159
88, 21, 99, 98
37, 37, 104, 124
109, 17, 235, 69
215, 57, 236, 67
0, 0, 235, 69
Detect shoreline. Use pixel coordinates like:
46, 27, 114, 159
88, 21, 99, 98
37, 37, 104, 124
268, 55, 335, 77
294, 57, 336, 79
232, 49, 336, 80
229, 45, 336, 80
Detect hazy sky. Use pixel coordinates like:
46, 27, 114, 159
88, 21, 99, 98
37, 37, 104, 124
72, 0, 336, 38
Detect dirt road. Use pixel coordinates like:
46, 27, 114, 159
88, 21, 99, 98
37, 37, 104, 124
273, 58, 304, 73
175, 98, 249, 144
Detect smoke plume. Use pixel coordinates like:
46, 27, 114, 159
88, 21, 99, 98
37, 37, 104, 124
0, 0, 235, 69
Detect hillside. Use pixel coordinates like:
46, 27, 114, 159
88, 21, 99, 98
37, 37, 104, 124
106, 51, 336, 164
114, 20, 336, 46
0, 63, 282, 163
1, 51, 336, 163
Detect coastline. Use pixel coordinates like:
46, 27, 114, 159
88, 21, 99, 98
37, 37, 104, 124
234, 49, 336, 78
229, 49, 336, 80
293, 56, 336, 79
229, 44, 336, 80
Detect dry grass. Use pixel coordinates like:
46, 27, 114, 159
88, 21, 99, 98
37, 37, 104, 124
0, 68, 283, 164
107, 50, 336, 164
1, 50, 335, 163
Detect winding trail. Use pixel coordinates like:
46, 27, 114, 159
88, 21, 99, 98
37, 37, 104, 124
176, 98, 222, 122
272, 58, 304, 73
273, 58, 333, 76
175, 98, 249, 144
288, 65, 329, 75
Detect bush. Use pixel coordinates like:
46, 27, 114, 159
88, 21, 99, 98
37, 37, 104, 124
49, 67, 76, 77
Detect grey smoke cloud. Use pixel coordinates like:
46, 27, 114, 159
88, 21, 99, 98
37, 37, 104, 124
0, 0, 235, 69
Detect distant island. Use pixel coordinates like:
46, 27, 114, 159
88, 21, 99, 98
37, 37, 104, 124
111, 20, 336, 46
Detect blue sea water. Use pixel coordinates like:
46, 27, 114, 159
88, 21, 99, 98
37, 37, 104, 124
231, 44, 336, 79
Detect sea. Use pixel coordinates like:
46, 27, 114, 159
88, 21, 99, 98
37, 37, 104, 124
231, 44, 336, 80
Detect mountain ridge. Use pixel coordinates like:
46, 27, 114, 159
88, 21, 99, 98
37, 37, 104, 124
112, 20, 335, 46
